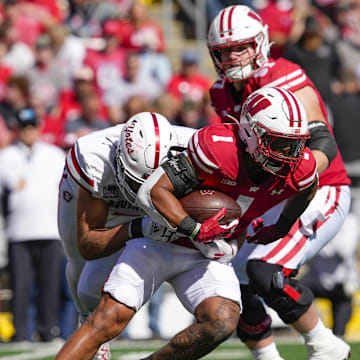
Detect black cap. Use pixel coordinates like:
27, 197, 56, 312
16, 108, 38, 127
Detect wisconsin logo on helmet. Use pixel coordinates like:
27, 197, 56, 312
248, 93, 271, 116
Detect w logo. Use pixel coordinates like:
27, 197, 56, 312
200, 190, 215, 196
248, 94, 271, 116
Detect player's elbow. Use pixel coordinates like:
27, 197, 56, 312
77, 237, 98, 261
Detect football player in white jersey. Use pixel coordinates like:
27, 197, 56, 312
58, 112, 195, 359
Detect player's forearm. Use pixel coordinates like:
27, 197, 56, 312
311, 149, 329, 175
78, 224, 130, 260
150, 186, 189, 227
277, 182, 317, 234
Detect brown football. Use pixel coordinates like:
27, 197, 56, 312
180, 189, 242, 224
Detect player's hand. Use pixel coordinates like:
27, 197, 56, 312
192, 208, 239, 243
191, 238, 239, 263
246, 218, 287, 245
141, 216, 180, 242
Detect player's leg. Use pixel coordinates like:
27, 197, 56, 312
55, 238, 174, 359
239, 285, 284, 360
233, 241, 284, 360
58, 175, 88, 317
247, 260, 351, 360
77, 251, 122, 313
55, 293, 135, 359
142, 258, 241, 360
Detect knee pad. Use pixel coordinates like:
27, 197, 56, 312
236, 285, 272, 342
247, 260, 313, 324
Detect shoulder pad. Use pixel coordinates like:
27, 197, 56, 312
188, 124, 240, 180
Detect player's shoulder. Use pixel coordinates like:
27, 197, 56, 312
75, 125, 122, 157
188, 124, 240, 179
194, 123, 237, 142
254, 58, 306, 87
291, 148, 318, 191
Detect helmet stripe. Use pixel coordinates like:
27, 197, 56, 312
151, 112, 160, 168
248, 9, 263, 23
274, 88, 297, 127
219, 6, 236, 37
219, 9, 226, 37
248, 93, 271, 116
228, 6, 236, 36
285, 89, 302, 128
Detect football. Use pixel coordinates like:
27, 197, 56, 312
180, 189, 242, 224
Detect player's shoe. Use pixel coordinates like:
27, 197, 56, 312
92, 342, 111, 360
306, 330, 351, 360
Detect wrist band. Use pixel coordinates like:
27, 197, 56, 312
128, 218, 143, 238
178, 216, 199, 238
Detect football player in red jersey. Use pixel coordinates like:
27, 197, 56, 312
55, 88, 317, 360
207, 5, 351, 360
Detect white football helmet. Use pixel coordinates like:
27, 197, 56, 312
116, 112, 178, 203
239, 87, 310, 177
208, 5, 270, 82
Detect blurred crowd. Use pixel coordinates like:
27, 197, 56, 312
0, 0, 359, 343
0, 0, 218, 152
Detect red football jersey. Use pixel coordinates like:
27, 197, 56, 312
209, 58, 350, 187
187, 124, 318, 234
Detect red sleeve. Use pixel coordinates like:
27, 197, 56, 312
291, 148, 318, 191
187, 124, 240, 180
255, 58, 312, 94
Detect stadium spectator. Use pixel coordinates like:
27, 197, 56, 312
121, 0, 172, 87
2, 0, 64, 48
152, 93, 180, 125
167, 50, 211, 103
0, 75, 31, 146
124, 0, 165, 53
26, 34, 70, 116
104, 51, 162, 124
0, 21, 34, 75
283, 14, 342, 104
48, 25, 86, 82
0, 108, 65, 342
83, 18, 128, 100
64, 91, 108, 147
66, 0, 126, 38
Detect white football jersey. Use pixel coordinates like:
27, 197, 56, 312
64, 124, 195, 228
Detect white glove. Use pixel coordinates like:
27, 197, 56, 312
141, 216, 180, 243
191, 238, 239, 263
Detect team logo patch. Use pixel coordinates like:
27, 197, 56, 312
200, 189, 215, 196
271, 189, 284, 196
249, 186, 260, 192
63, 191, 73, 203
103, 185, 121, 198
221, 178, 237, 186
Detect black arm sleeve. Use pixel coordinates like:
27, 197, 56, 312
307, 121, 338, 164
161, 152, 200, 198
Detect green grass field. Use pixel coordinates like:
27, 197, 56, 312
0, 338, 358, 360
